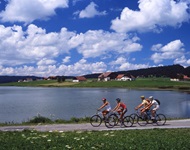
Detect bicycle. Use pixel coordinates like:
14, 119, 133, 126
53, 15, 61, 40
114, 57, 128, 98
90, 110, 113, 128
130, 110, 141, 124
105, 111, 134, 128
130, 110, 152, 124
136, 110, 166, 126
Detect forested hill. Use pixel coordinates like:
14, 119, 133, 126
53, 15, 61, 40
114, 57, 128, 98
116, 64, 190, 78
84, 64, 190, 79
0, 64, 189, 83
0, 76, 43, 84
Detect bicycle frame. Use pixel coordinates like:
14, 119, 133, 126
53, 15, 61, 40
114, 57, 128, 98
90, 110, 112, 127
95, 111, 104, 117
136, 109, 166, 126
106, 111, 134, 128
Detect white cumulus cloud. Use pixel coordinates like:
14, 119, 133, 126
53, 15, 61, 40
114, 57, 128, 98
69, 30, 142, 58
0, 0, 69, 23
0, 24, 76, 66
110, 57, 149, 71
111, 0, 190, 33
62, 56, 71, 64
78, 2, 107, 18
151, 40, 185, 63
37, 58, 56, 66
57, 60, 107, 76
174, 56, 190, 66
0, 24, 144, 76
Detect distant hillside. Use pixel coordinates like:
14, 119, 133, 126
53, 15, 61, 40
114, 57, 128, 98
0, 76, 43, 83
0, 75, 75, 83
84, 64, 188, 79
116, 64, 186, 78
184, 66, 190, 77
84, 73, 101, 79
0, 64, 189, 83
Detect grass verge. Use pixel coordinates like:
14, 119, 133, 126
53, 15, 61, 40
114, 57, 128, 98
0, 128, 190, 149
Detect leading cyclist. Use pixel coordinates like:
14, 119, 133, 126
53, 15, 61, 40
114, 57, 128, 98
97, 98, 111, 119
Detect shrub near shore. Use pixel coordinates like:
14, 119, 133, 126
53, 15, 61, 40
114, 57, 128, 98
0, 129, 190, 149
0, 115, 91, 126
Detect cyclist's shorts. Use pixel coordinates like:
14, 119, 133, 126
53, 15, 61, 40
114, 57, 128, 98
152, 105, 159, 111
122, 108, 127, 114
106, 108, 111, 111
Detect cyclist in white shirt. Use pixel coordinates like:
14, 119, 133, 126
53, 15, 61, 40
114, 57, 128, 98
144, 96, 160, 120
97, 98, 111, 119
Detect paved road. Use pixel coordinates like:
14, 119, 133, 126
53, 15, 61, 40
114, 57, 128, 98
0, 119, 190, 132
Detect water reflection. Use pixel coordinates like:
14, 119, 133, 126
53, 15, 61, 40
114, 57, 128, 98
0, 86, 189, 123
181, 101, 190, 118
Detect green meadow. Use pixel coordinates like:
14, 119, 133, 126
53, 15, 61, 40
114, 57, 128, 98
0, 128, 190, 150
1, 78, 190, 91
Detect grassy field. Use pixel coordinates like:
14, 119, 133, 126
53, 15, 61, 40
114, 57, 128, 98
0, 128, 190, 150
1, 78, 190, 90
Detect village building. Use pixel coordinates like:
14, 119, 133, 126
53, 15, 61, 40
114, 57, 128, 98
98, 72, 118, 81
183, 75, 190, 81
73, 76, 87, 82
116, 74, 135, 81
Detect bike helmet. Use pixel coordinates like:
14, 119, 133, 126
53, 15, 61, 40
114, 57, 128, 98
140, 95, 145, 99
149, 96, 153, 100
116, 98, 121, 102
102, 98, 106, 101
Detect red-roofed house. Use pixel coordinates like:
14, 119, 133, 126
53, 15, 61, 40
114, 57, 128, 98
116, 74, 125, 80
73, 76, 87, 82
116, 74, 135, 81
98, 72, 117, 81
183, 75, 190, 81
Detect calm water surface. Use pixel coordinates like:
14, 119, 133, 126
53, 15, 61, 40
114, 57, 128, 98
0, 86, 190, 123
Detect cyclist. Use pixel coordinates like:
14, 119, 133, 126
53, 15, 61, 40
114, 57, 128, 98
135, 95, 150, 112
112, 98, 127, 120
144, 96, 160, 120
97, 98, 111, 118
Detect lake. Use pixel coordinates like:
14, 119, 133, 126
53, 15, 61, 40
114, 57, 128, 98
0, 86, 190, 123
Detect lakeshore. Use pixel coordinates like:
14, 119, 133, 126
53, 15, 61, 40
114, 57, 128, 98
1, 78, 190, 92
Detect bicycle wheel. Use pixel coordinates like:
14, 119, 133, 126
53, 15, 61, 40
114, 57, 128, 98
130, 113, 138, 124
155, 114, 166, 126
123, 116, 134, 127
137, 116, 148, 126
90, 115, 102, 127
106, 114, 119, 127
146, 115, 153, 124
105, 115, 117, 128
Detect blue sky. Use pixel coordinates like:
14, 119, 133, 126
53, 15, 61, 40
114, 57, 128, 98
0, 0, 190, 77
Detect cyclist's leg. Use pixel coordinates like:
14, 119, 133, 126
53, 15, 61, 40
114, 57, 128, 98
152, 110, 156, 118
151, 105, 159, 119
102, 110, 108, 119
140, 107, 150, 116
117, 109, 122, 119
121, 108, 127, 119
140, 109, 145, 116
103, 109, 111, 120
